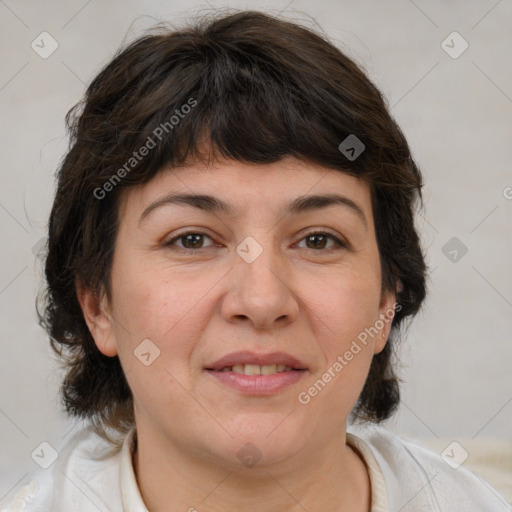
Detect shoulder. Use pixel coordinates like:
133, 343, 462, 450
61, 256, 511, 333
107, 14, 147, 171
347, 423, 511, 512
0, 422, 128, 512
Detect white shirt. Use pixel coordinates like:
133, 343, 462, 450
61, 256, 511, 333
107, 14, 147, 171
1, 422, 509, 511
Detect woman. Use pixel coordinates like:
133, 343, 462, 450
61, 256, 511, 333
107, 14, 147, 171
2, 9, 508, 512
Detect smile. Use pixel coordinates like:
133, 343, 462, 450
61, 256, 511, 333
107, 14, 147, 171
217, 364, 295, 375
204, 350, 309, 395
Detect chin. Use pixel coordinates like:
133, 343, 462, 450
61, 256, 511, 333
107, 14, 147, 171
218, 419, 307, 468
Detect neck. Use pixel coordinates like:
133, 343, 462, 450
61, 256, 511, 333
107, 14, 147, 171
132, 424, 370, 512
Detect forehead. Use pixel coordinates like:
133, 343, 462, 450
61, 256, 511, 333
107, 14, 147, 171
118, 156, 373, 223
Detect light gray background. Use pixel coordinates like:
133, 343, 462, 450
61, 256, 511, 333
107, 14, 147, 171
1, 0, 511, 501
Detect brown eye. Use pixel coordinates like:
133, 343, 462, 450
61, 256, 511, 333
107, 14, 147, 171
180, 233, 206, 249
164, 232, 215, 251
298, 232, 346, 251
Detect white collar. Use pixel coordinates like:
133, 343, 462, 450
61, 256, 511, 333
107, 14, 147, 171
346, 431, 388, 512
120, 428, 150, 512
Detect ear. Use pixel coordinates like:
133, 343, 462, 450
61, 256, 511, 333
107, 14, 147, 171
76, 280, 118, 357
373, 284, 399, 355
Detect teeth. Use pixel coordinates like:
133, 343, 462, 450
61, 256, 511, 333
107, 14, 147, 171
227, 364, 293, 375
261, 364, 277, 375
244, 364, 261, 376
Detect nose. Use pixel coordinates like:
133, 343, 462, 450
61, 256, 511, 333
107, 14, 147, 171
220, 241, 299, 330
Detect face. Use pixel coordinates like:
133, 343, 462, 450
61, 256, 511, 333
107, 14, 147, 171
80, 155, 396, 469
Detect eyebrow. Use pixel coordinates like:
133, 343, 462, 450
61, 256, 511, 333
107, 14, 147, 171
138, 192, 368, 229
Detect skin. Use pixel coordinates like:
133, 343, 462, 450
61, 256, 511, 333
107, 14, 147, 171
78, 155, 396, 512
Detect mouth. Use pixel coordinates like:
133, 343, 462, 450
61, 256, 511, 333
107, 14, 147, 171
204, 351, 308, 395
212, 364, 298, 375
205, 350, 308, 372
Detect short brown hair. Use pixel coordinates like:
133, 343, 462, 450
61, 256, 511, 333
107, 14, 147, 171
39, 9, 427, 443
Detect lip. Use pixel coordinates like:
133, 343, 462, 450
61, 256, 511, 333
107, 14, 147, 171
206, 369, 306, 395
205, 350, 308, 371
204, 350, 308, 396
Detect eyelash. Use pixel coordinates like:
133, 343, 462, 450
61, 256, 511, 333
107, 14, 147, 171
163, 230, 347, 254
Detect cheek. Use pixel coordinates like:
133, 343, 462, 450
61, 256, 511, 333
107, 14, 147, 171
109, 253, 220, 374
308, 266, 383, 347
111, 254, 188, 336
300, 289, 379, 424
108, 262, 207, 416
302, 267, 382, 401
